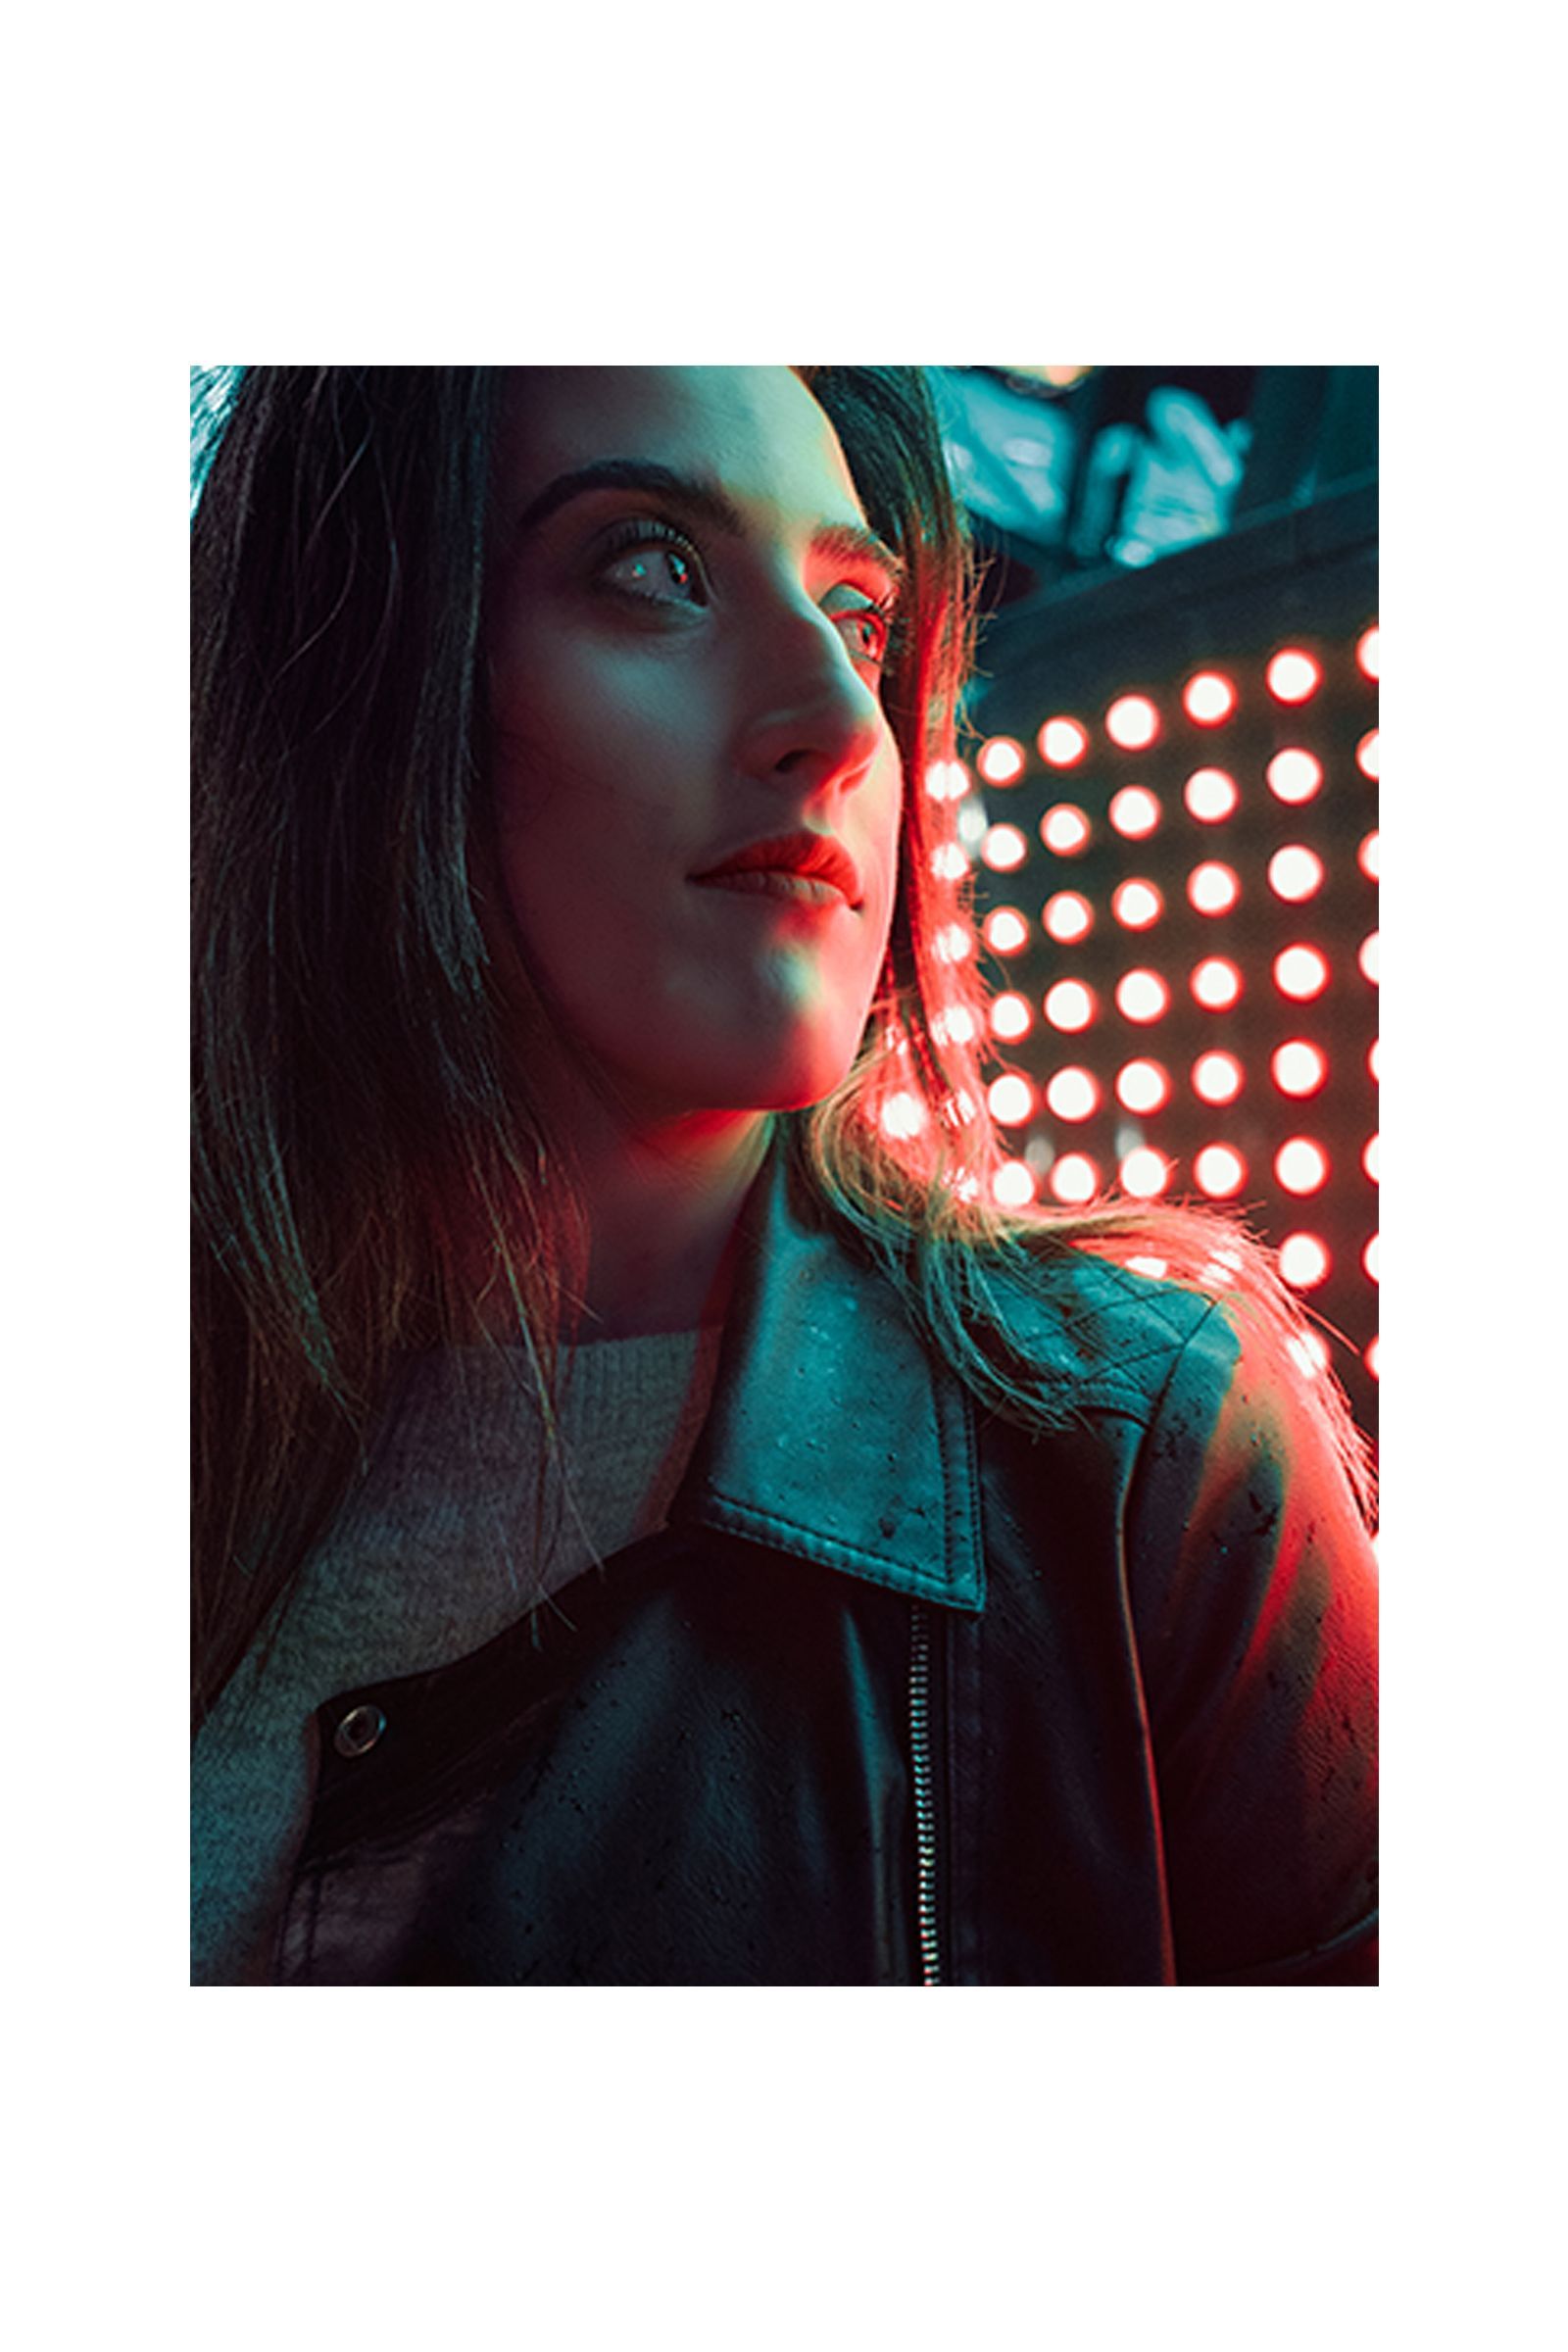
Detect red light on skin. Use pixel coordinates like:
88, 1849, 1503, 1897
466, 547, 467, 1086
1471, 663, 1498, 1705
1279, 1233, 1331, 1289
1274, 945, 1330, 1002
1041, 803, 1092, 856
1043, 890, 1094, 944
982, 906, 1029, 956
1276, 1138, 1330, 1195
1191, 956, 1243, 1010
1358, 829, 1380, 881
1356, 729, 1380, 779
1039, 716, 1088, 767
1120, 1147, 1171, 1199
1105, 694, 1160, 750
980, 823, 1028, 872
1266, 748, 1323, 806
989, 991, 1033, 1043
1108, 785, 1160, 839
1195, 1144, 1247, 1198
1356, 624, 1380, 680
1111, 879, 1163, 930
988, 1072, 1036, 1127
1116, 1058, 1171, 1114
1184, 767, 1239, 822
1268, 846, 1325, 903
1046, 1066, 1100, 1122
1266, 648, 1322, 704
1183, 671, 1237, 725
1050, 1152, 1100, 1204
1188, 860, 1241, 915
1044, 979, 1098, 1033
1271, 1040, 1328, 1098
1115, 969, 1170, 1024
977, 735, 1026, 786
1192, 1050, 1243, 1103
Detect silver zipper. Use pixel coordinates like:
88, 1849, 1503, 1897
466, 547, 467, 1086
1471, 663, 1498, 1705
908, 1600, 943, 1985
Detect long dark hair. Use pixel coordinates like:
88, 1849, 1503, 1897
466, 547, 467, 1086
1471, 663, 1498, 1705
192, 366, 1371, 1725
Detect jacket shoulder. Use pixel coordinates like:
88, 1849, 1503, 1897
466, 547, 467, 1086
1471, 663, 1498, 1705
978, 1243, 1238, 1427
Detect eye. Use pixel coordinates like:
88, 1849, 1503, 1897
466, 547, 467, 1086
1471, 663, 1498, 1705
596, 518, 709, 607
828, 593, 899, 671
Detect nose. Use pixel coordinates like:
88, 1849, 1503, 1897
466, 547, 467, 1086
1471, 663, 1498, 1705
733, 604, 890, 799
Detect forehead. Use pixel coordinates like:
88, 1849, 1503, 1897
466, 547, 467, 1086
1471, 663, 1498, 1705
496, 366, 869, 529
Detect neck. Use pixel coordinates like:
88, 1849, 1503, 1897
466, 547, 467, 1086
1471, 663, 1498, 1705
566, 1102, 774, 1342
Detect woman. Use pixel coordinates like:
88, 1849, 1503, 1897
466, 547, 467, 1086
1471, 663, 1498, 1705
192, 366, 1377, 1984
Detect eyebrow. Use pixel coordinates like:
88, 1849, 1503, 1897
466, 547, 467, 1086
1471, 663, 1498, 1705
514, 457, 906, 595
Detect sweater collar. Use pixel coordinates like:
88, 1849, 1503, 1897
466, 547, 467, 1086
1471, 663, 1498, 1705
670, 1138, 985, 1613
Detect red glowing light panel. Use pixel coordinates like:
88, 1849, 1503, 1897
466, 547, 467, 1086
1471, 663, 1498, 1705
1044, 979, 1098, 1033
1108, 786, 1161, 839
1266, 749, 1323, 806
1195, 1144, 1246, 1198
1280, 1234, 1331, 1289
988, 1072, 1036, 1126
1183, 671, 1237, 725
1193, 1051, 1243, 1103
1188, 861, 1241, 915
1267, 649, 1321, 704
1050, 1152, 1099, 1204
981, 823, 1028, 872
983, 906, 1029, 955
1105, 695, 1160, 750
1046, 1067, 1099, 1121
1274, 946, 1329, 1002
1112, 879, 1163, 930
973, 614, 1378, 1422
1039, 717, 1088, 766
1272, 1041, 1328, 1098
1185, 767, 1240, 822
1120, 1148, 1170, 1198
977, 736, 1026, 786
1042, 804, 1092, 856
1192, 956, 1243, 1010
1043, 890, 1094, 944
1115, 969, 1170, 1024
1116, 1058, 1170, 1113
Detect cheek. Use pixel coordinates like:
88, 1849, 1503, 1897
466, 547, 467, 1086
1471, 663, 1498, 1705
863, 755, 906, 923
487, 627, 706, 866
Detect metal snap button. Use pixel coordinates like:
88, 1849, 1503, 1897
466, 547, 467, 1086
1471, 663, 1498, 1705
333, 1701, 387, 1759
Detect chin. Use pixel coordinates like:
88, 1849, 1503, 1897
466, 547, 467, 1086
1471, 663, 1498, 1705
742, 1027, 865, 1113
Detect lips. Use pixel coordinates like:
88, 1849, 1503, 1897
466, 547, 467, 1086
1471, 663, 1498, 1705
690, 829, 864, 909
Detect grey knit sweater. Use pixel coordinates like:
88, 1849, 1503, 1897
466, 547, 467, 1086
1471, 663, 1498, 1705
191, 1328, 724, 1984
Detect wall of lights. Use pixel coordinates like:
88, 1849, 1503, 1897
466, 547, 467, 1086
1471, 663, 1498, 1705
939, 517, 1378, 1434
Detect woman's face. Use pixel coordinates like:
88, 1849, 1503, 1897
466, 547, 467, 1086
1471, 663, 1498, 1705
483, 367, 905, 1126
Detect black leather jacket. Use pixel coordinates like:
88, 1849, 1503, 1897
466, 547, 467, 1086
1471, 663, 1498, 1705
270, 1152, 1378, 1985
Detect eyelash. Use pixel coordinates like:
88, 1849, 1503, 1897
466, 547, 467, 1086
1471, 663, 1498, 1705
594, 517, 903, 669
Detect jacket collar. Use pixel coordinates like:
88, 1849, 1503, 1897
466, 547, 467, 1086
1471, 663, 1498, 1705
670, 1137, 986, 1613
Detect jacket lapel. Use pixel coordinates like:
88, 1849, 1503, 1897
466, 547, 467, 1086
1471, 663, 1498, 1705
671, 1139, 986, 1612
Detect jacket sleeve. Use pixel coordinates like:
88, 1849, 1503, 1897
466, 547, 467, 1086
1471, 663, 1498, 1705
1123, 1297, 1379, 1984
